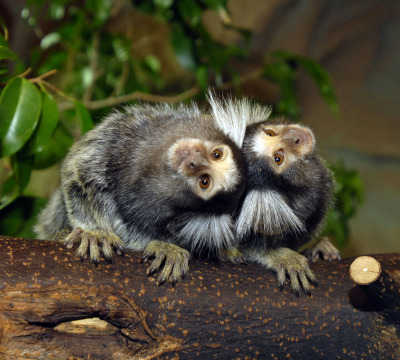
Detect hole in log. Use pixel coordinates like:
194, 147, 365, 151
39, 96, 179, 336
54, 317, 118, 335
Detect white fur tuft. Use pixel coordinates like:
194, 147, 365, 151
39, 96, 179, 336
175, 213, 235, 255
235, 190, 305, 239
207, 91, 271, 148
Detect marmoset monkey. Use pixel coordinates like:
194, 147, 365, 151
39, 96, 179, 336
234, 119, 339, 295
35, 95, 271, 285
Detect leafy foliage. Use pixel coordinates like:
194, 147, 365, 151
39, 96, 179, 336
323, 163, 364, 247
0, 0, 362, 247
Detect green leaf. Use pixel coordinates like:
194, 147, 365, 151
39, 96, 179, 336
202, 0, 228, 11
0, 77, 42, 157
40, 32, 62, 49
0, 44, 18, 61
170, 23, 196, 70
75, 101, 94, 134
0, 196, 47, 237
195, 66, 208, 90
177, 0, 203, 26
0, 177, 19, 211
263, 61, 299, 118
154, 0, 173, 9
49, 3, 65, 20
112, 37, 131, 62
143, 54, 161, 74
28, 92, 60, 155
86, 0, 113, 28
12, 152, 34, 193
273, 51, 339, 117
33, 123, 74, 169
296, 58, 338, 116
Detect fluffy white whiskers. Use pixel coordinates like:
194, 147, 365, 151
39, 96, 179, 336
235, 189, 305, 238
175, 213, 235, 255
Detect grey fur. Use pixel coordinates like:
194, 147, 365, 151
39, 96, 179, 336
35, 96, 249, 264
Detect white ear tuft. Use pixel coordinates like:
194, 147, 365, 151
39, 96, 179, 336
207, 90, 272, 148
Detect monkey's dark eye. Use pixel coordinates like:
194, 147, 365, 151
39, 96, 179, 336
199, 174, 211, 189
212, 149, 223, 160
264, 129, 276, 136
273, 152, 284, 165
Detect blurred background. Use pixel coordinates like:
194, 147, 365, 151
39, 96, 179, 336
0, 0, 399, 257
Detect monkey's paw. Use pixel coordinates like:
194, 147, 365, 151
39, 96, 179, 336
304, 237, 341, 263
64, 227, 125, 263
141, 240, 190, 286
257, 247, 318, 296
220, 247, 246, 264
53, 229, 72, 242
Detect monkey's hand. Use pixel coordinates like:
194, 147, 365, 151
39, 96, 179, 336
247, 247, 317, 296
220, 247, 246, 264
303, 237, 341, 262
64, 227, 125, 263
141, 240, 190, 286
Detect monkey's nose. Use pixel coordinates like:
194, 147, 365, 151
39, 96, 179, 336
186, 156, 209, 170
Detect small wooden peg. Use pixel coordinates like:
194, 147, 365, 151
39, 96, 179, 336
349, 256, 381, 285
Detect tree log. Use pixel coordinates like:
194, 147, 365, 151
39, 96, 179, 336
0, 236, 399, 360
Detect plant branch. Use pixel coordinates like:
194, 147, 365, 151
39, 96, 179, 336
56, 65, 266, 112
58, 86, 202, 111
29, 69, 58, 83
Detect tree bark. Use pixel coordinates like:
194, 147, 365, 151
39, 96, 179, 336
0, 236, 399, 360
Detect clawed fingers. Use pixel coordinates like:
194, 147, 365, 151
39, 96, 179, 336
262, 247, 318, 296
305, 237, 341, 263
277, 267, 317, 296
147, 253, 166, 276
64, 227, 84, 249
64, 228, 124, 263
142, 240, 190, 286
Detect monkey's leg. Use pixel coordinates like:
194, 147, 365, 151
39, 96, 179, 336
64, 227, 124, 263
245, 247, 318, 296
302, 237, 341, 262
34, 188, 72, 240
60, 178, 125, 262
141, 240, 190, 286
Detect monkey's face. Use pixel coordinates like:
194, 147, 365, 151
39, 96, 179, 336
168, 138, 241, 201
250, 123, 315, 174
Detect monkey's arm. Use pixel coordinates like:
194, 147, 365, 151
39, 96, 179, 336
242, 247, 318, 296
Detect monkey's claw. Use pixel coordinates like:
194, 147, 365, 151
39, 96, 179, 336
142, 240, 190, 286
64, 227, 125, 263
263, 247, 318, 296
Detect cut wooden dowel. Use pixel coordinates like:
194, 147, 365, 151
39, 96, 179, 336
349, 255, 381, 285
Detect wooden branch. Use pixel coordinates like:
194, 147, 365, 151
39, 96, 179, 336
0, 236, 399, 359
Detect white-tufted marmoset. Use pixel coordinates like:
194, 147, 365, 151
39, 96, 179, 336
233, 118, 340, 295
35, 94, 271, 285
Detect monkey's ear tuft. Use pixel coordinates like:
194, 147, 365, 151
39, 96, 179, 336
207, 89, 271, 148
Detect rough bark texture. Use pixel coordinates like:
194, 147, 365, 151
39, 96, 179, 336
0, 236, 399, 360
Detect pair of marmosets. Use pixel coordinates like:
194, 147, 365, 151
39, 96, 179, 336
35, 92, 340, 295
